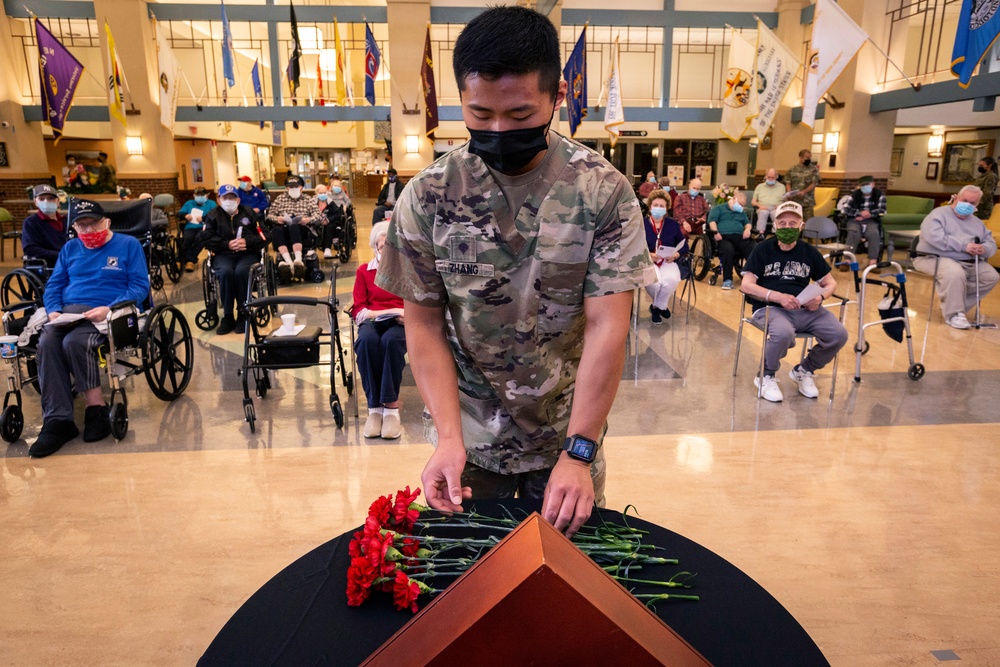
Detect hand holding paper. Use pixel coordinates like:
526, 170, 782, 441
796, 282, 825, 306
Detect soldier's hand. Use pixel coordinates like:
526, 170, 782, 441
542, 454, 595, 539
420, 444, 471, 514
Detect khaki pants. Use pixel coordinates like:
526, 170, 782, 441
913, 255, 998, 320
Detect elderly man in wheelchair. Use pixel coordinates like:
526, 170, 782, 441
28, 199, 151, 457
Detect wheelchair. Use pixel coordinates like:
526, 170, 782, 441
237, 268, 354, 433
323, 203, 358, 264
147, 218, 183, 292
195, 250, 280, 331
687, 229, 753, 286
1, 257, 51, 308
0, 199, 195, 443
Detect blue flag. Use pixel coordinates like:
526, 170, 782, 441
221, 2, 235, 88
951, 0, 1000, 87
365, 23, 381, 107
35, 18, 84, 144
563, 26, 587, 137
251, 59, 264, 129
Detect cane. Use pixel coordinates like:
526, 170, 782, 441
974, 236, 981, 329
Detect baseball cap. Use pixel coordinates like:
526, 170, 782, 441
238, 175, 253, 183
194, 187, 208, 195
284, 175, 304, 187
69, 198, 105, 222
218, 184, 239, 197
858, 175, 874, 184
774, 201, 803, 221
33, 184, 58, 198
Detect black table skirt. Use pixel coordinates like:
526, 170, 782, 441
200, 500, 828, 666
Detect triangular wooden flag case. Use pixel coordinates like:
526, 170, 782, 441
363, 513, 712, 666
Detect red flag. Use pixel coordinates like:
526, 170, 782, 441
317, 60, 327, 127
421, 25, 438, 139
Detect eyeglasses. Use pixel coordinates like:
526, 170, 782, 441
774, 219, 801, 229
73, 219, 106, 232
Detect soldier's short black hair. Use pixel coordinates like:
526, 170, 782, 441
452, 6, 561, 100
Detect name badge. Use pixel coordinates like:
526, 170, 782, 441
435, 259, 495, 277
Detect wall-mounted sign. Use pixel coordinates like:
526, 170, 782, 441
0, 142, 8, 168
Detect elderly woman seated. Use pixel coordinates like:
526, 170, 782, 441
643, 189, 688, 324
351, 221, 406, 439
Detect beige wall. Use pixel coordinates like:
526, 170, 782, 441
174, 140, 217, 191
890, 129, 1000, 194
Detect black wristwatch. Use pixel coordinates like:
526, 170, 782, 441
562, 434, 598, 464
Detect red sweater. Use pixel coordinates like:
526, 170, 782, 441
352, 263, 403, 316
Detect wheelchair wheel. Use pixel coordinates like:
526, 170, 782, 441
310, 268, 325, 283
141, 304, 194, 401
0, 405, 24, 443
1, 269, 45, 308
150, 268, 164, 292
688, 236, 711, 281
164, 241, 183, 284
330, 396, 344, 428
195, 309, 219, 331
244, 399, 256, 433
907, 363, 925, 381
338, 234, 352, 264
855, 341, 870, 355
253, 305, 271, 329
110, 403, 128, 440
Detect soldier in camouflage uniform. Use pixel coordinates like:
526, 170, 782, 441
376, 6, 655, 538
787, 149, 821, 220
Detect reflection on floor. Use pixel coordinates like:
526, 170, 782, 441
2, 200, 999, 665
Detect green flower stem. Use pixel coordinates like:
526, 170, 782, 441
633, 593, 700, 602
611, 574, 695, 588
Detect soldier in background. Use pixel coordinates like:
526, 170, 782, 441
787, 149, 820, 220
376, 6, 655, 538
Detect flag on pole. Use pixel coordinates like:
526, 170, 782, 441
251, 59, 265, 129
287, 1, 302, 129
604, 36, 624, 147
35, 18, 84, 144
333, 17, 350, 106
364, 22, 381, 107
563, 25, 588, 138
421, 24, 438, 138
750, 20, 801, 141
317, 60, 327, 126
951, 0, 1000, 87
801, 0, 867, 128
104, 20, 127, 128
154, 18, 181, 132
720, 28, 760, 142
221, 2, 235, 88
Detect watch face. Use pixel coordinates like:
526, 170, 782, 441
568, 437, 596, 461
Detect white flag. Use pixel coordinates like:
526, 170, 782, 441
154, 19, 181, 131
801, 0, 868, 128
720, 28, 760, 142
604, 36, 625, 147
750, 21, 801, 141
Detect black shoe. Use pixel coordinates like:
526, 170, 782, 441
217, 315, 237, 335
277, 262, 292, 284
29, 419, 79, 458
234, 316, 247, 335
83, 405, 112, 442
651, 307, 662, 325
660, 307, 671, 320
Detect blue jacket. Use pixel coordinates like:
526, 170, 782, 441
21, 212, 68, 267
238, 186, 269, 212
44, 233, 150, 313
177, 199, 217, 230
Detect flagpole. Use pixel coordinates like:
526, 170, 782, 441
865, 38, 922, 91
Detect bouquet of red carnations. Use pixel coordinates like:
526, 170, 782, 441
347, 486, 699, 613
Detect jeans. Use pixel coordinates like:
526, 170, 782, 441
213, 253, 258, 318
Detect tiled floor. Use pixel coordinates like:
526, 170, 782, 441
1, 202, 999, 665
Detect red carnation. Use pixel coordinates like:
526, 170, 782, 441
346, 556, 378, 606
368, 495, 393, 528
391, 486, 422, 533
400, 536, 421, 559
392, 570, 421, 613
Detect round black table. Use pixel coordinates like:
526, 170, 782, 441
200, 500, 828, 666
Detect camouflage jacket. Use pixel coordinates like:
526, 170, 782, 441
376, 132, 656, 474
787, 163, 820, 205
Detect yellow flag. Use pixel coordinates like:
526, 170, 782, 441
334, 17, 348, 106
104, 20, 127, 128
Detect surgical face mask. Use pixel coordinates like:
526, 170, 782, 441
332, 186, 343, 195
317, 193, 328, 202
67, 160, 76, 167
861, 185, 873, 195
766, 179, 776, 186
802, 158, 812, 167
288, 188, 302, 199
955, 201, 976, 217
689, 189, 699, 197
731, 201, 744, 213
37, 200, 58, 215
220, 199, 239, 215
194, 196, 207, 205
387, 175, 396, 182
467, 122, 551, 173
240, 182, 251, 191
650, 206, 667, 219
648, 176, 656, 183
775, 227, 801, 244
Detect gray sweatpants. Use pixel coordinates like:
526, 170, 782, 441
844, 220, 882, 262
913, 255, 999, 320
37, 305, 106, 422
751, 306, 849, 376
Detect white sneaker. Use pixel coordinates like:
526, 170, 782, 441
380, 412, 402, 439
946, 313, 971, 330
363, 412, 383, 438
789, 365, 819, 399
754, 375, 783, 402
323, 248, 333, 259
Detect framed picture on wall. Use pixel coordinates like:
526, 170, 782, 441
191, 158, 204, 184
726, 161, 737, 176
890, 148, 904, 177
940, 140, 995, 185
926, 162, 939, 180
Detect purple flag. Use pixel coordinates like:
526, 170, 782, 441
35, 19, 84, 144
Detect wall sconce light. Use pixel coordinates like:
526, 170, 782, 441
125, 136, 143, 156
927, 134, 944, 158
824, 131, 840, 154
405, 134, 419, 154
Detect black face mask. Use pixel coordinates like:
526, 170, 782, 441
468, 122, 550, 173
979, 166, 987, 174
802, 159, 812, 167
